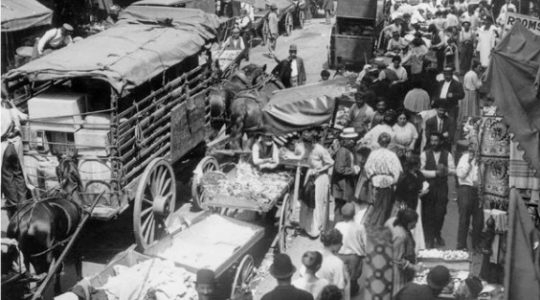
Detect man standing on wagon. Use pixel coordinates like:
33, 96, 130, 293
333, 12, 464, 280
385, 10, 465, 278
1, 91, 28, 218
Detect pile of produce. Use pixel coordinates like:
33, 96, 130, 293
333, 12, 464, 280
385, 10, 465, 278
418, 249, 469, 261
99, 258, 197, 300
203, 161, 291, 207
160, 215, 259, 271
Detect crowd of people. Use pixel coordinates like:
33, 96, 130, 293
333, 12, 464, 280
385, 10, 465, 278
246, 0, 517, 299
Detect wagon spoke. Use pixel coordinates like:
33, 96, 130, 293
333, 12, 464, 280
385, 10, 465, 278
160, 178, 172, 195
143, 198, 153, 206
147, 219, 155, 243
141, 207, 153, 217
142, 213, 154, 234
163, 191, 173, 200
157, 168, 168, 194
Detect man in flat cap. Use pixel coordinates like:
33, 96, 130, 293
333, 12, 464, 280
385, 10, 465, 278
36, 23, 74, 56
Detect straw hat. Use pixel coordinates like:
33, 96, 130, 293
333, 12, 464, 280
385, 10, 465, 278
339, 127, 359, 139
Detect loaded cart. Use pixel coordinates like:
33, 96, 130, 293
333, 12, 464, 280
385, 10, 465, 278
191, 155, 295, 253
62, 213, 264, 300
3, 7, 221, 251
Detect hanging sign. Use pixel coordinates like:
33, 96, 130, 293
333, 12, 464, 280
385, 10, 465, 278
504, 12, 540, 35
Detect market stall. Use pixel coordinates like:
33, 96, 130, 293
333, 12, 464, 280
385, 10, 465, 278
415, 250, 472, 298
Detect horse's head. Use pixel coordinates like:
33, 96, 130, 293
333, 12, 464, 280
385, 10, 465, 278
207, 85, 228, 118
56, 150, 83, 200
242, 64, 267, 86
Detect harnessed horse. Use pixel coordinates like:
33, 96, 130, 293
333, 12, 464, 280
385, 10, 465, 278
208, 64, 285, 148
6, 153, 84, 277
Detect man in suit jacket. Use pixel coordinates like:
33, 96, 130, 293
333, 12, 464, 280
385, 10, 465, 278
272, 44, 306, 87
425, 101, 453, 151
435, 67, 464, 141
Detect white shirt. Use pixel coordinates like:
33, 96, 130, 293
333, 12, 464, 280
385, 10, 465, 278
364, 147, 403, 188
292, 272, 328, 299
335, 221, 367, 256
420, 150, 456, 178
440, 80, 451, 99
317, 249, 349, 300
240, 2, 255, 21
37, 28, 72, 54
456, 152, 479, 186
388, 65, 408, 81
290, 59, 298, 77
463, 70, 482, 90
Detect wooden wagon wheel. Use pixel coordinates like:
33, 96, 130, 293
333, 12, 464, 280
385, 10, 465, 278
278, 193, 293, 253
230, 254, 255, 300
133, 158, 176, 250
298, 10, 305, 29
191, 156, 219, 210
284, 12, 293, 36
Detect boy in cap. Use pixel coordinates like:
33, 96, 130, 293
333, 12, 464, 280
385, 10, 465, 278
395, 265, 451, 299
196, 269, 218, 300
36, 23, 74, 56
262, 253, 314, 300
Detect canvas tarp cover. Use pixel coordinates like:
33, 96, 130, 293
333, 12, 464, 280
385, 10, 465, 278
254, 0, 292, 14
1, 0, 52, 32
503, 189, 540, 300
5, 6, 220, 95
336, 0, 377, 19
262, 77, 351, 134
488, 22, 540, 172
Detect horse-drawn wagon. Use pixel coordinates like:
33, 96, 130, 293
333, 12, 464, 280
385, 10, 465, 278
253, 0, 306, 44
3, 7, 221, 251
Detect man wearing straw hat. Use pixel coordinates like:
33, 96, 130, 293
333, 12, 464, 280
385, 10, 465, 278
332, 128, 361, 222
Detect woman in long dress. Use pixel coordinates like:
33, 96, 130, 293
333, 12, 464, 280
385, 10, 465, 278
458, 20, 475, 75
300, 130, 334, 238
394, 155, 427, 251
385, 209, 423, 296
459, 61, 483, 125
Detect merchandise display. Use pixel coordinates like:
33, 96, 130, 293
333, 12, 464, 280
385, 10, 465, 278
203, 161, 291, 207
99, 258, 197, 300
417, 249, 470, 261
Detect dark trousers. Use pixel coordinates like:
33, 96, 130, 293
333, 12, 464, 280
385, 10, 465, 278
422, 182, 448, 247
2, 143, 27, 217
436, 49, 445, 72
338, 254, 363, 296
457, 185, 483, 250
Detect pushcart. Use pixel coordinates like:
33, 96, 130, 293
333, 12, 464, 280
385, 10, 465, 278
191, 155, 295, 253
68, 212, 264, 300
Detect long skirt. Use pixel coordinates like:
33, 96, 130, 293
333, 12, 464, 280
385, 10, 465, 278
458, 89, 480, 125
364, 185, 394, 227
459, 41, 474, 75
300, 173, 330, 237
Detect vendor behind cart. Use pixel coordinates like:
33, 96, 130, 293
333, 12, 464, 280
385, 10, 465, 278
221, 27, 246, 51
252, 132, 280, 170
